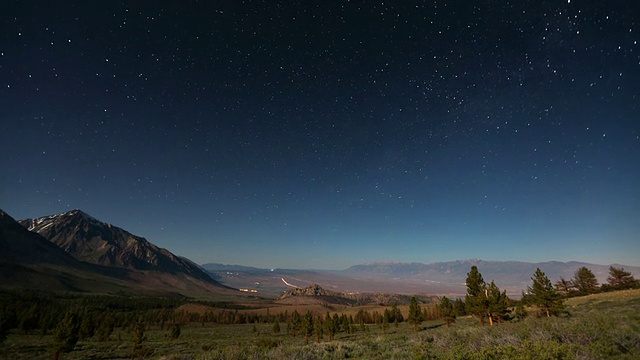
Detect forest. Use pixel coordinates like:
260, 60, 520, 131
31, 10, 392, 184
1, 265, 638, 359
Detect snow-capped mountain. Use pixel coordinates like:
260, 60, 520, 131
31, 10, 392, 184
19, 209, 218, 285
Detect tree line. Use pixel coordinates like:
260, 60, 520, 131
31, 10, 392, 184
434, 265, 639, 329
1, 265, 637, 357
554, 265, 639, 296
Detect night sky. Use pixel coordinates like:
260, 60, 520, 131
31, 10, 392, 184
2, 1, 639, 269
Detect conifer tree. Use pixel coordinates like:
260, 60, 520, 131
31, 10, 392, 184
439, 296, 456, 327
332, 313, 341, 333
572, 267, 599, 295
51, 311, 80, 360
465, 265, 487, 326
528, 268, 564, 317
324, 312, 337, 341
453, 298, 466, 317
314, 315, 323, 343
289, 310, 301, 337
554, 277, 574, 296
390, 304, 404, 323
607, 266, 637, 289
407, 296, 422, 333
301, 311, 313, 344
486, 280, 509, 324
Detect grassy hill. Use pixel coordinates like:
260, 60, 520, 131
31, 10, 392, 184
1, 289, 639, 359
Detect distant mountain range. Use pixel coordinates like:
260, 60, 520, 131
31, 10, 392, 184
0, 209, 233, 297
2, 208, 638, 298
340, 260, 640, 289
203, 259, 640, 296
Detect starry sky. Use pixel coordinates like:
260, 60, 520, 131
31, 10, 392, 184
1, 1, 639, 270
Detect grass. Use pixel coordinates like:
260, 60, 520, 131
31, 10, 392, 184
2, 289, 639, 359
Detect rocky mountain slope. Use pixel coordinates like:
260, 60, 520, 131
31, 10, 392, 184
0, 209, 235, 296
0, 209, 131, 292
19, 209, 215, 284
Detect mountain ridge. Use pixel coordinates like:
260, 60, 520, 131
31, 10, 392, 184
1, 208, 235, 296
18, 209, 217, 284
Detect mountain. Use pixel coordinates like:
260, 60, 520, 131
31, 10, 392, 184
19, 209, 215, 284
0, 208, 132, 292
5, 209, 234, 296
342, 259, 640, 291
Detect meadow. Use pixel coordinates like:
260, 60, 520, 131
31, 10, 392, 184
1, 289, 639, 360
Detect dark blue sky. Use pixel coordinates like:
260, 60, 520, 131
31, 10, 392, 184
2, 1, 639, 269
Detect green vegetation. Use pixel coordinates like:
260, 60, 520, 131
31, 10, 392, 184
407, 296, 423, 333
526, 267, 564, 317
1, 288, 639, 359
1, 265, 639, 359
438, 296, 455, 327
51, 311, 79, 360
572, 266, 600, 295
554, 265, 639, 298
605, 266, 639, 291
465, 265, 487, 326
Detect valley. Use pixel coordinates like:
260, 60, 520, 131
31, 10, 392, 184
2, 208, 640, 359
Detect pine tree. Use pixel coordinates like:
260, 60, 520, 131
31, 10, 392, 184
439, 296, 456, 327
407, 297, 422, 333
390, 304, 403, 323
332, 313, 341, 333
289, 310, 301, 337
607, 266, 637, 289
324, 313, 337, 341
528, 268, 564, 317
301, 311, 313, 344
572, 267, 599, 295
314, 315, 323, 343
554, 277, 574, 296
51, 311, 80, 360
465, 266, 487, 326
453, 298, 466, 317
486, 280, 509, 324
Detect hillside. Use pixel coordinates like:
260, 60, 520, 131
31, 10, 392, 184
0, 209, 132, 292
19, 209, 216, 284
1, 209, 235, 297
